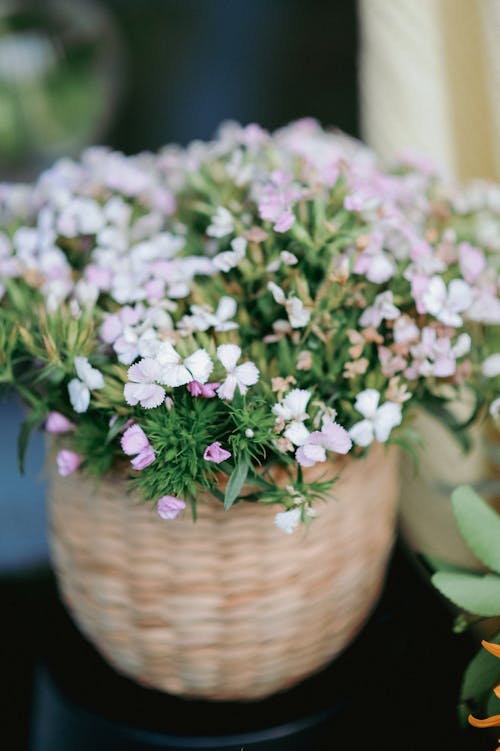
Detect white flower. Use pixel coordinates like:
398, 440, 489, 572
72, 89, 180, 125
216, 344, 259, 401
287, 296, 311, 328
206, 206, 234, 238
467, 290, 500, 324
185, 296, 238, 333
280, 250, 298, 265
68, 378, 91, 413
267, 283, 311, 329
74, 279, 99, 308
490, 398, 500, 419
114, 326, 161, 365
349, 389, 402, 447
75, 356, 105, 389
57, 198, 104, 238
157, 342, 213, 387
421, 277, 472, 327
267, 281, 286, 304
482, 354, 500, 378
68, 356, 104, 413
124, 358, 166, 409
274, 507, 301, 534
212, 237, 246, 272
272, 389, 312, 447
452, 333, 471, 358
359, 291, 400, 328
393, 315, 420, 344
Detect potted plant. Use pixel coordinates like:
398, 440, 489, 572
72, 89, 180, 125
397, 176, 500, 567
0, 119, 497, 700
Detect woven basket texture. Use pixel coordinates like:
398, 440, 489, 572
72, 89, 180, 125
49, 444, 399, 700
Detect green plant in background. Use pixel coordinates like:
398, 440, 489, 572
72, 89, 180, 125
0, 0, 122, 176
430, 485, 500, 722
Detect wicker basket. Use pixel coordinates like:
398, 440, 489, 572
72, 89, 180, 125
48, 444, 399, 700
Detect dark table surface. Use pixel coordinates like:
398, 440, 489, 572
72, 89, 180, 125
2, 538, 498, 751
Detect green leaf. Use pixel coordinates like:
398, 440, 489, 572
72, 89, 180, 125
431, 571, 500, 617
105, 416, 128, 446
18, 410, 44, 475
224, 457, 250, 511
452, 485, 500, 575
423, 554, 470, 575
459, 631, 500, 725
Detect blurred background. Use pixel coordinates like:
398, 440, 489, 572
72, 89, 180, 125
2, 1, 500, 749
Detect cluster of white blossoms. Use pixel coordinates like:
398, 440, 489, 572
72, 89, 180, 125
1, 119, 499, 530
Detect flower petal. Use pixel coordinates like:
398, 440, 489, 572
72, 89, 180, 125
127, 357, 161, 384
317, 421, 352, 454
74, 356, 104, 390
121, 424, 150, 455
157, 495, 186, 520
217, 343, 241, 371
349, 419, 375, 447
373, 402, 402, 442
234, 361, 260, 387
274, 508, 301, 534
354, 389, 380, 419
68, 378, 90, 413
124, 382, 165, 409
184, 348, 213, 384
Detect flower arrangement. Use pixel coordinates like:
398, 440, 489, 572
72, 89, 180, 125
0, 118, 499, 531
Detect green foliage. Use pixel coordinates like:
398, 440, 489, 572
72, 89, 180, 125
459, 632, 500, 725
135, 394, 231, 504
224, 457, 250, 511
72, 414, 121, 477
428, 485, 500, 720
431, 571, 500, 617
451, 486, 500, 575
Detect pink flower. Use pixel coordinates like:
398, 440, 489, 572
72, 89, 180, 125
45, 412, 75, 434
295, 420, 352, 467
273, 208, 295, 233
378, 346, 407, 378
144, 278, 165, 302
459, 242, 485, 284
124, 358, 165, 409
310, 421, 352, 454
85, 265, 111, 290
121, 424, 150, 455
157, 495, 186, 520
296, 442, 326, 468
257, 173, 300, 233
120, 423, 156, 470
186, 380, 221, 398
130, 446, 156, 470
353, 231, 396, 283
100, 313, 123, 344
56, 450, 82, 477
203, 442, 232, 463
359, 291, 400, 328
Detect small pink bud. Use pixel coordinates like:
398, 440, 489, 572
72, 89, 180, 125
186, 380, 204, 397
56, 450, 82, 477
46, 412, 75, 434
130, 445, 156, 470
187, 381, 221, 398
157, 495, 186, 520
203, 441, 232, 464
200, 382, 221, 398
